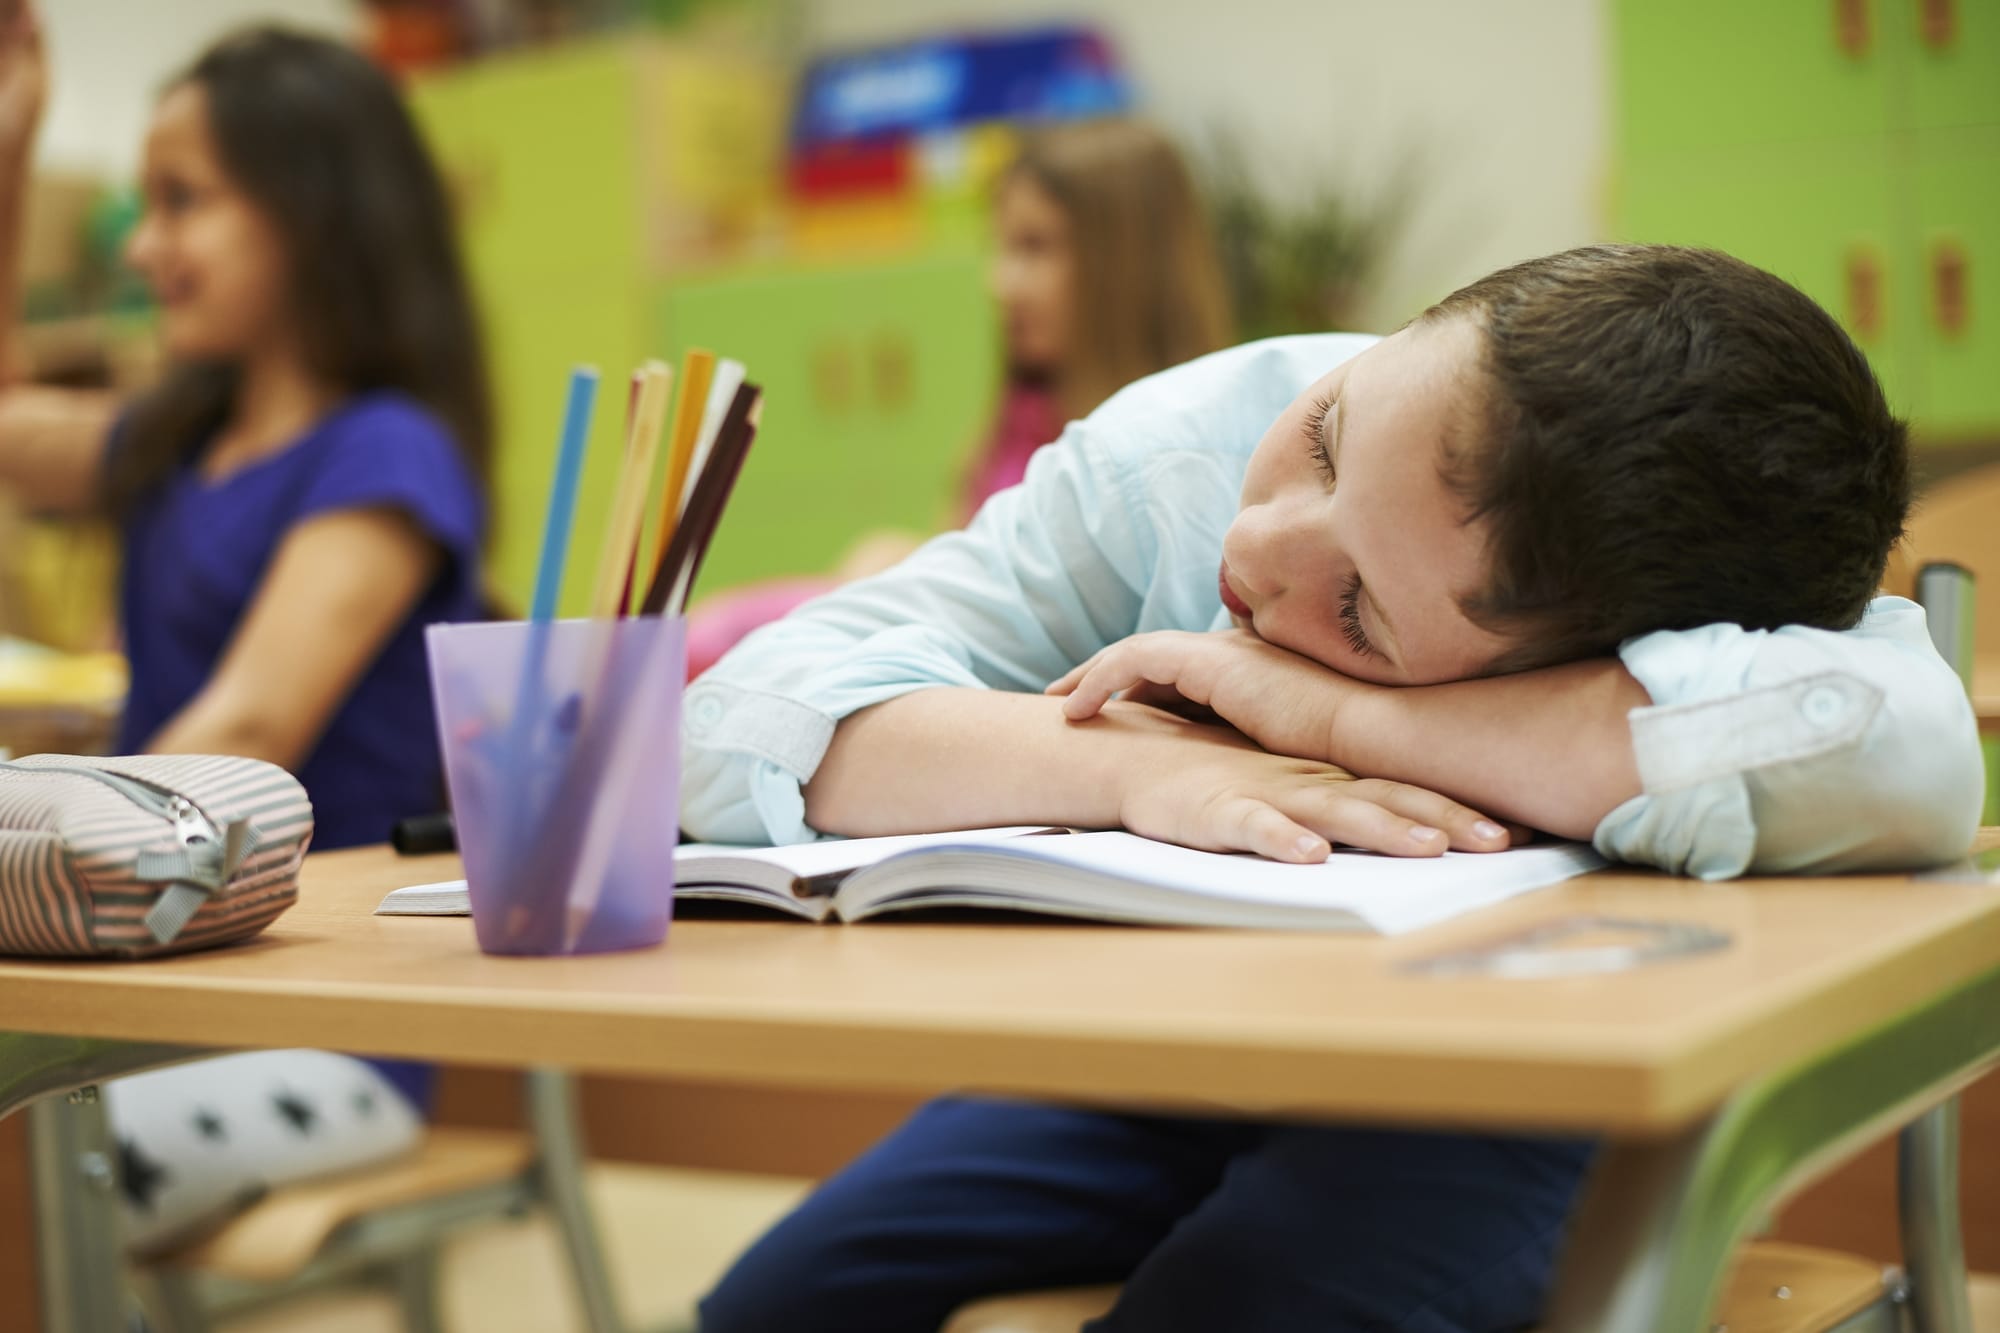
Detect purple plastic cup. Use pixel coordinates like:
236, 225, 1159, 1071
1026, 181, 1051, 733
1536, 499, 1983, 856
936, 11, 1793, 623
426, 616, 684, 956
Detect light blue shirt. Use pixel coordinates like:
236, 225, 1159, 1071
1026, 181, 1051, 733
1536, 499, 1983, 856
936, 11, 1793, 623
682, 335, 1983, 878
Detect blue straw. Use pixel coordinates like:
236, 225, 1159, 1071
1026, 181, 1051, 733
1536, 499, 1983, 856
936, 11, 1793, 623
530, 367, 601, 621
496, 367, 600, 947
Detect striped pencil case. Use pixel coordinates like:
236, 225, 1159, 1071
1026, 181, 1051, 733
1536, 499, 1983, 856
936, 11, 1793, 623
0, 754, 313, 957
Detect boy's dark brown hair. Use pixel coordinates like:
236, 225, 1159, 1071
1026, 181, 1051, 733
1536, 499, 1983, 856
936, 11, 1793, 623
1427, 244, 1909, 672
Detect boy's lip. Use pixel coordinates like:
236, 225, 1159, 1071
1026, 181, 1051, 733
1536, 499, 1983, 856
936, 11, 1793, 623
1218, 566, 1253, 618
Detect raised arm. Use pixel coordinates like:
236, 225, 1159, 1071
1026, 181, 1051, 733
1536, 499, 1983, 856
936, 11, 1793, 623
0, 1, 117, 514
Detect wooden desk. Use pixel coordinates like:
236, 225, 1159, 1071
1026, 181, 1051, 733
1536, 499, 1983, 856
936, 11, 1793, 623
5, 843, 1999, 1332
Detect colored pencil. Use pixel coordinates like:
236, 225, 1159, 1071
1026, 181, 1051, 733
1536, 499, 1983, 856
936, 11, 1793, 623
641, 381, 762, 616
678, 357, 746, 521
644, 348, 716, 587
589, 361, 673, 619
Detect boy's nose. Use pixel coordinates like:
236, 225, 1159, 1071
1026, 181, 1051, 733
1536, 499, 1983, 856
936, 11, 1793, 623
1222, 507, 1299, 600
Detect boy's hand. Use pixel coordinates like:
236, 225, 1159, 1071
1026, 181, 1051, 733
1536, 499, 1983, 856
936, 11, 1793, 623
1049, 629, 1360, 763
1108, 706, 1509, 862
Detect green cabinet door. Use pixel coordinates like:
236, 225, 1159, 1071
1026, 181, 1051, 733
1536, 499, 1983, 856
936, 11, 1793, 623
661, 250, 999, 597
1614, 0, 1895, 157
480, 272, 647, 616
1907, 131, 2000, 437
1902, 0, 2000, 131
409, 38, 644, 282
1616, 142, 1916, 415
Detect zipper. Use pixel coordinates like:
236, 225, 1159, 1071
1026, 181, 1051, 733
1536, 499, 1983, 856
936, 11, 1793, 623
0, 761, 226, 944
3, 762, 224, 849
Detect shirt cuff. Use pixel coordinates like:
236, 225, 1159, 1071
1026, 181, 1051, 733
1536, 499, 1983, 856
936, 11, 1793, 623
683, 678, 837, 780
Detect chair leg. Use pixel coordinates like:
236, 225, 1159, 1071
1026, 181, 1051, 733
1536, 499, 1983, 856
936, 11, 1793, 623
392, 1245, 446, 1333
1899, 1097, 1974, 1333
526, 1068, 627, 1333
28, 1088, 138, 1333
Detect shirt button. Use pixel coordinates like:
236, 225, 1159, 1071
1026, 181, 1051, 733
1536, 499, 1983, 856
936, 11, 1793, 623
1800, 685, 1848, 729
688, 694, 724, 734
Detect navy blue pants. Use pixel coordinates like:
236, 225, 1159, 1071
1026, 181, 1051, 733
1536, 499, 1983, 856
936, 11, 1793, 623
700, 1097, 1595, 1333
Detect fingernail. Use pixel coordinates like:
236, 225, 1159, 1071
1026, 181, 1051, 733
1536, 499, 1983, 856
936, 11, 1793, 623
1474, 820, 1505, 841
1409, 825, 1443, 843
1294, 835, 1326, 859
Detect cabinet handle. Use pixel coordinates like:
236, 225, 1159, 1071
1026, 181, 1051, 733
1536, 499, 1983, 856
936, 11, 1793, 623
1834, 0, 1873, 56
1917, 0, 1957, 49
812, 338, 857, 415
1931, 238, 1969, 338
1845, 246, 1885, 340
871, 332, 914, 412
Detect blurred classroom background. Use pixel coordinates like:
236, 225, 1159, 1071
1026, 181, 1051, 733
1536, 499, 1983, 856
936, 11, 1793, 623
23, 0, 1992, 666
4, 1, 1998, 1328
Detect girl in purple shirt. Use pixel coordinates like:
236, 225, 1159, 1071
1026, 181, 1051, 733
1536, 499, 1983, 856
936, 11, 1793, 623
0, 13, 486, 1248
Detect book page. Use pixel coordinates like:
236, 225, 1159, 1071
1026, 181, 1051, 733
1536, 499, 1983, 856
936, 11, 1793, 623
840, 832, 1605, 934
677, 826, 1065, 887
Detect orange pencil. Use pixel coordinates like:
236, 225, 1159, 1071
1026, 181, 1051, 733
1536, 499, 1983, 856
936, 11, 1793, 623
644, 348, 716, 587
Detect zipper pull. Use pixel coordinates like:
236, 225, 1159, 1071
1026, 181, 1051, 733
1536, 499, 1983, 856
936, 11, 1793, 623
144, 884, 208, 946
148, 796, 227, 944
171, 795, 216, 848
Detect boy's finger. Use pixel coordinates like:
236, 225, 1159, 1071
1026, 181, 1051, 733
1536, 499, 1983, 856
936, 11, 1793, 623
1230, 801, 1330, 863
1059, 666, 1118, 717
1289, 791, 1449, 858
1348, 779, 1510, 852
1061, 656, 1155, 719
1045, 647, 1112, 698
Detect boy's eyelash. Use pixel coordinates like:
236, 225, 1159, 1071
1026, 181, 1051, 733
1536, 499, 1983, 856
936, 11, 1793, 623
1302, 393, 1336, 482
1338, 572, 1375, 658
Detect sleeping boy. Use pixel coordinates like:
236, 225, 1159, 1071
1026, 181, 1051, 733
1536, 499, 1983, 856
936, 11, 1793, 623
683, 244, 1980, 1332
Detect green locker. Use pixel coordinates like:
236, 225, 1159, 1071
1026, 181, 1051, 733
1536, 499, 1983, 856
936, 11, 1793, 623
1614, 0, 1895, 156
411, 40, 651, 615
661, 250, 1000, 597
408, 39, 646, 282
1902, 0, 2000, 131
473, 271, 647, 614
1617, 142, 1916, 414
1613, 0, 2000, 441
1908, 130, 2000, 435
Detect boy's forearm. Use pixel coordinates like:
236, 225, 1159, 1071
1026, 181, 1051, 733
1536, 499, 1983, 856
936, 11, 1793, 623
1336, 659, 1649, 840
804, 689, 1176, 836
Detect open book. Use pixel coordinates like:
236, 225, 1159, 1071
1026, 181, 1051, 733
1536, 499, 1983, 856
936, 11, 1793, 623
377, 828, 1605, 936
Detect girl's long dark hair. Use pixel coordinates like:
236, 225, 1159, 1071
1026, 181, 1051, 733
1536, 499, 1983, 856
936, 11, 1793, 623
106, 28, 490, 515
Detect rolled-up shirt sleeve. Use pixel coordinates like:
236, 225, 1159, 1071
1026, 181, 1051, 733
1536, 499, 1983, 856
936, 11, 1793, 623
679, 424, 1154, 845
1594, 596, 1983, 878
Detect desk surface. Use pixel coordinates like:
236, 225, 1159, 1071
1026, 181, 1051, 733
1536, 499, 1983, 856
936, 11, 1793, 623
3, 842, 1998, 1137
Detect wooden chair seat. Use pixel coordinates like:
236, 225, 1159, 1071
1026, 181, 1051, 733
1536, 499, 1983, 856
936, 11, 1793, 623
941, 1241, 1889, 1333
154, 1126, 536, 1284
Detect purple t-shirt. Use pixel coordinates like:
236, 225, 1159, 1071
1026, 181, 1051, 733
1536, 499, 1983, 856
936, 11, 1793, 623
115, 392, 484, 851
